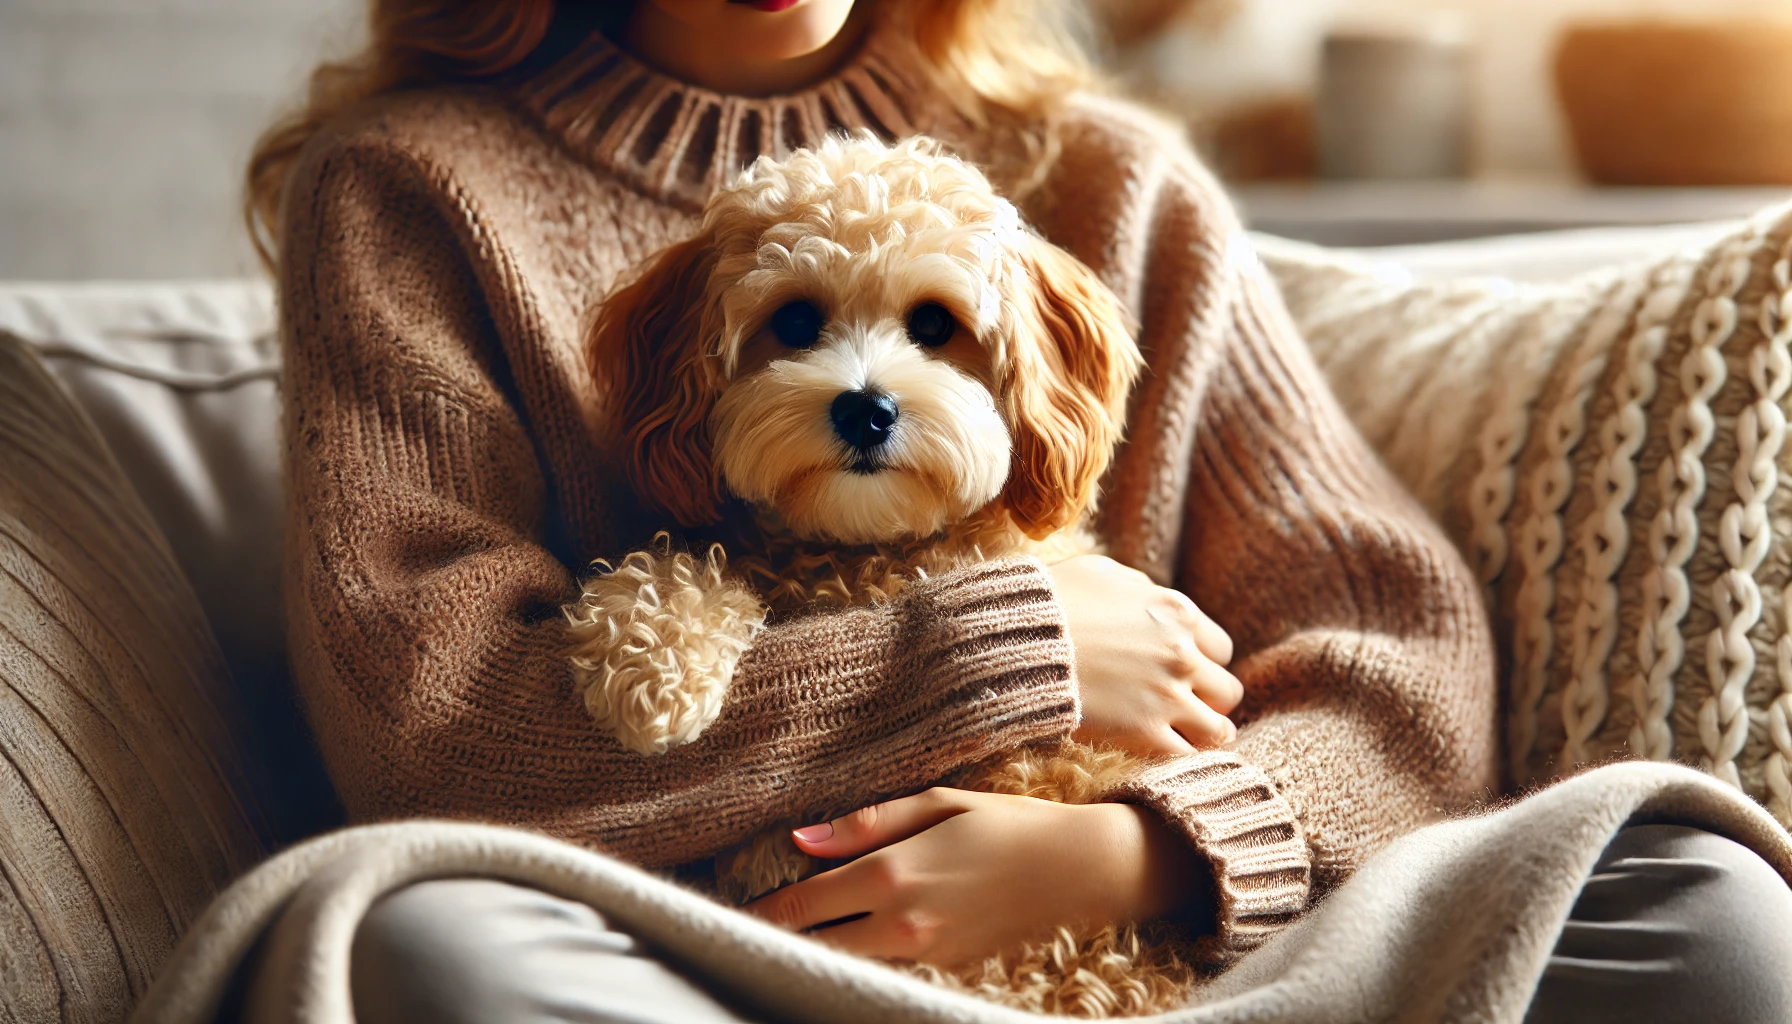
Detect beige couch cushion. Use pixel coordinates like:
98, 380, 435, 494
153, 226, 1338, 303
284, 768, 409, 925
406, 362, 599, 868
1265, 220, 1739, 285
0, 281, 281, 701
0, 281, 340, 843
1260, 205, 1792, 825
0, 334, 271, 1021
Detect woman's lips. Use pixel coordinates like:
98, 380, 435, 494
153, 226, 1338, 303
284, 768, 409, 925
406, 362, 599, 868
728, 0, 803, 11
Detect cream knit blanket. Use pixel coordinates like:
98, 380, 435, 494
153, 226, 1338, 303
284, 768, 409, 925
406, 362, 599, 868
132, 763, 1789, 1024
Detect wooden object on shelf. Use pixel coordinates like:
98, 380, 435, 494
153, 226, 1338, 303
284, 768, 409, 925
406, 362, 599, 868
1200, 95, 1318, 182
1556, 17, 1792, 186
1086, 0, 1241, 49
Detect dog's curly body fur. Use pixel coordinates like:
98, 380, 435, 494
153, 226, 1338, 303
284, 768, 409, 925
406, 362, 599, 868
565, 136, 1200, 1016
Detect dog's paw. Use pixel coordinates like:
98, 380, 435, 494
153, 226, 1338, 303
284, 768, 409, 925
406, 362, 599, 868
563, 539, 766, 755
714, 827, 818, 904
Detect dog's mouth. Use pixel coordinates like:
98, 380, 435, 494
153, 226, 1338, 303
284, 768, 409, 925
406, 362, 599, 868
845, 454, 886, 475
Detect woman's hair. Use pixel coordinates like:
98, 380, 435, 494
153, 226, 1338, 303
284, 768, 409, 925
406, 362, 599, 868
244, 0, 1094, 271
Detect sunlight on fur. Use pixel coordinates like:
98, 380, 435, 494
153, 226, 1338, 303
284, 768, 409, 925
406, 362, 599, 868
573, 136, 1188, 1016
563, 536, 766, 755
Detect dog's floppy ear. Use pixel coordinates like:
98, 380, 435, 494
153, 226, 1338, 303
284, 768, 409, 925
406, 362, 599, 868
587, 231, 726, 528
1000, 239, 1143, 539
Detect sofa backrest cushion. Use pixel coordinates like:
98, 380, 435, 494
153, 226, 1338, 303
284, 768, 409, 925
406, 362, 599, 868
0, 282, 340, 843
0, 334, 274, 1021
1261, 205, 1792, 826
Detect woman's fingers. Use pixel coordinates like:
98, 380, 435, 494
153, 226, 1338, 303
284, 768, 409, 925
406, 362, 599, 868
1171, 689, 1238, 748
1190, 657, 1245, 715
803, 904, 942, 962
1193, 610, 1235, 667
1153, 591, 1242, 717
744, 859, 882, 933
1149, 724, 1199, 757
788, 788, 974, 859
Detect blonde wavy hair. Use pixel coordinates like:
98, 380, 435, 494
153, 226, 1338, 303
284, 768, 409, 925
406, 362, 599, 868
245, 0, 1095, 272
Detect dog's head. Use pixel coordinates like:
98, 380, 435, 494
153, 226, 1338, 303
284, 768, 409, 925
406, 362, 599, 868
590, 135, 1142, 546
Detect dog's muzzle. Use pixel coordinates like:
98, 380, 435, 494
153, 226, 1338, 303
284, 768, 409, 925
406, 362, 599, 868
830, 389, 897, 469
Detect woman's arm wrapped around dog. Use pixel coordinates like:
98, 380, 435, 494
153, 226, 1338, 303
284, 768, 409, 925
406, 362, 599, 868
1024, 98, 1500, 957
277, 114, 1085, 869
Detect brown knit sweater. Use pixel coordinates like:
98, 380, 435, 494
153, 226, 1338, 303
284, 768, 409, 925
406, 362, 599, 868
277, 19, 1497, 957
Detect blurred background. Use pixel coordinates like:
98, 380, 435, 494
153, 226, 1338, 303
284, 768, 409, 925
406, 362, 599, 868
5, 0, 1792, 277
1093, 0, 1792, 244
0, 0, 360, 278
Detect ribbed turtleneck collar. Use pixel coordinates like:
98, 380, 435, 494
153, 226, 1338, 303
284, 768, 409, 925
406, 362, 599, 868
514, 16, 955, 210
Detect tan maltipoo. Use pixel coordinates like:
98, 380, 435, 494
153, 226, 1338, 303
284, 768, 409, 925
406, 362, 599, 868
565, 135, 1199, 1017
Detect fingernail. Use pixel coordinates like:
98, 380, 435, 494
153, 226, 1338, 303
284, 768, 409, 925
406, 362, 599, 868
792, 823, 833, 844
1224, 720, 1238, 743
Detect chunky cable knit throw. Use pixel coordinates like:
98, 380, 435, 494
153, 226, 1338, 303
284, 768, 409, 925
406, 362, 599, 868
1263, 207, 1792, 824
276, 11, 1494, 962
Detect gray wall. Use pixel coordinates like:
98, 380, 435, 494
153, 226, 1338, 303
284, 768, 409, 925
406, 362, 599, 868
1, 0, 363, 280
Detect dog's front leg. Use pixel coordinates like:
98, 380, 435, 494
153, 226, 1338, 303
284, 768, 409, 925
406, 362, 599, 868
563, 541, 766, 755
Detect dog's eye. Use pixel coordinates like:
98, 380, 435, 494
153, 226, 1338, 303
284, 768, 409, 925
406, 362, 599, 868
769, 300, 825, 349
906, 302, 957, 348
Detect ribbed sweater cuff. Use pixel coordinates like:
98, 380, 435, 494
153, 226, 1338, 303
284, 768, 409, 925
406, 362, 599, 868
905, 557, 1080, 757
1109, 752, 1311, 957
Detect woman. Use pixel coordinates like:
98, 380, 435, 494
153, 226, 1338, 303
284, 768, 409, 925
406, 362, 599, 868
243, 2, 1788, 1022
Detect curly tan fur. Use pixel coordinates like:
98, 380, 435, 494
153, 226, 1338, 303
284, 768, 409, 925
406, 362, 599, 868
713, 828, 817, 906
725, 514, 1099, 609
563, 536, 766, 755
911, 922, 1200, 1017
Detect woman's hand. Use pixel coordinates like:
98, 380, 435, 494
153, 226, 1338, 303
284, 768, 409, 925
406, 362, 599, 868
1049, 555, 1242, 757
743, 788, 1212, 967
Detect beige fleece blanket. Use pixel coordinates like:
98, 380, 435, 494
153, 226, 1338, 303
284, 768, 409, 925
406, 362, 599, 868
133, 763, 1790, 1024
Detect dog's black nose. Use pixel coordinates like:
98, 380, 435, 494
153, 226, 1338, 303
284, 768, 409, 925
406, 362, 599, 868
830, 389, 898, 451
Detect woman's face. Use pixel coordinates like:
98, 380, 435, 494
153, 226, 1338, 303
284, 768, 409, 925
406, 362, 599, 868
641, 0, 860, 62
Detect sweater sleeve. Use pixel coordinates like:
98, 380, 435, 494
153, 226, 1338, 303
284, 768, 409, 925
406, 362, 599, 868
278, 127, 1080, 869
1068, 126, 1499, 956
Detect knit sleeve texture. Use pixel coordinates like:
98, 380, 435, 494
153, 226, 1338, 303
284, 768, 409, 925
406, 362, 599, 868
1035, 98, 1500, 958
276, 113, 1079, 868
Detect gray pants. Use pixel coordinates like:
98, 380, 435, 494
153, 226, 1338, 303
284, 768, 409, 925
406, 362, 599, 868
342, 826, 1791, 1024
349, 879, 760, 1024
1522, 824, 1792, 1024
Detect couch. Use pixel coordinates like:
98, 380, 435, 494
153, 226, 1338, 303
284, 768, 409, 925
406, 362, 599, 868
0, 220, 1756, 1020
